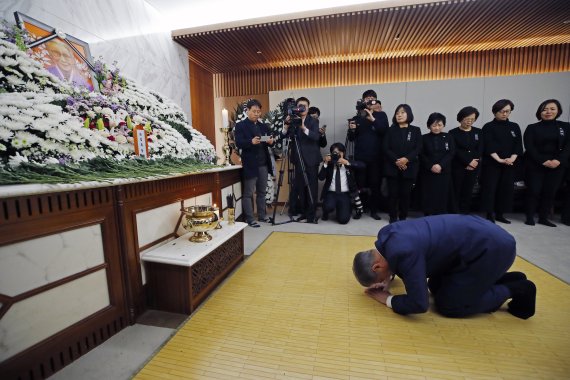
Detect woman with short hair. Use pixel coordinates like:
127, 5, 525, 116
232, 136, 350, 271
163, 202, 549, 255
449, 106, 483, 214
523, 99, 570, 227
480, 99, 523, 224
383, 104, 422, 223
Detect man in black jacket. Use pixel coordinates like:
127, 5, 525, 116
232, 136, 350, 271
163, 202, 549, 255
235, 99, 275, 227
347, 90, 389, 220
318, 143, 364, 224
282, 97, 321, 223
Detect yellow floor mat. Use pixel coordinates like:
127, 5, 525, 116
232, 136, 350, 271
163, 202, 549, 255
135, 232, 570, 380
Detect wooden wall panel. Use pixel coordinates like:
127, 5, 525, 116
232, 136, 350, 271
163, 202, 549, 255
190, 61, 215, 144
214, 44, 570, 97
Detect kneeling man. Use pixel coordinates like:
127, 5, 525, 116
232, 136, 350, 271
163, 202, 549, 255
352, 214, 536, 319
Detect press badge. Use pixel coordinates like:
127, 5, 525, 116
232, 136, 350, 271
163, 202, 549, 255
511, 130, 516, 137
445, 142, 449, 151
407, 132, 411, 141
560, 128, 565, 137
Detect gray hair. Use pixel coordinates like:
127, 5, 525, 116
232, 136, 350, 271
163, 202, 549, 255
352, 250, 377, 287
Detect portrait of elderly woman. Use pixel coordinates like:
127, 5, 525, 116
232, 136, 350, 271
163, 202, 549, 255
44, 38, 94, 91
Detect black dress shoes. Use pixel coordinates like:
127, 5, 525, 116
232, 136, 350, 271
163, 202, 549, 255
353, 211, 362, 220
486, 213, 495, 223
538, 218, 556, 227
495, 214, 511, 224
524, 217, 535, 226
505, 280, 536, 319
321, 212, 329, 221
370, 212, 382, 220
496, 271, 527, 285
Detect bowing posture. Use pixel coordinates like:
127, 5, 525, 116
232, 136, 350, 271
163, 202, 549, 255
523, 99, 570, 227
420, 113, 455, 215
318, 143, 364, 224
449, 106, 483, 214
352, 215, 536, 319
383, 104, 422, 223
480, 99, 523, 224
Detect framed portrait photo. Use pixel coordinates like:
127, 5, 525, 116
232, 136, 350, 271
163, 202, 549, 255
14, 12, 97, 91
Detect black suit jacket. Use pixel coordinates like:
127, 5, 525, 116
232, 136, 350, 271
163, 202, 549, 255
383, 124, 423, 179
318, 160, 364, 200
283, 116, 322, 166
235, 118, 274, 179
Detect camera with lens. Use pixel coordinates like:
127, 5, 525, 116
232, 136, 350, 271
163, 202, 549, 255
356, 98, 379, 111
331, 151, 340, 165
282, 98, 306, 118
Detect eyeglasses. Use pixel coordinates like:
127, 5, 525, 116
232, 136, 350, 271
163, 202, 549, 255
498, 109, 511, 114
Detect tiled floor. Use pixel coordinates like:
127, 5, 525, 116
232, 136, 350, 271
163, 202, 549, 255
135, 233, 570, 379
49, 211, 570, 379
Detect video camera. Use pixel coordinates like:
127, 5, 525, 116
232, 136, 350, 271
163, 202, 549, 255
356, 98, 379, 111
282, 98, 306, 118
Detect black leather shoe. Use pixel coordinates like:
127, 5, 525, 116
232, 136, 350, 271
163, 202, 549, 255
538, 218, 556, 227
495, 215, 511, 224
321, 212, 329, 221
370, 212, 382, 220
505, 280, 536, 319
486, 213, 495, 223
496, 272, 527, 285
524, 218, 535, 226
353, 212, 362, 220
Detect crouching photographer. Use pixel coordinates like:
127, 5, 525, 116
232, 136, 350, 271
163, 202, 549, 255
318, 143, 365, 224
346, 90, 389, 220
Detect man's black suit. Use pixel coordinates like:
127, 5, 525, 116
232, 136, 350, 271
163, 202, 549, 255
318, 159, 364, 223
284, 116, 321, 221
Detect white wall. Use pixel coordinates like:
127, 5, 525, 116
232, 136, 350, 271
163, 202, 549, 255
270, 72, 570, 151
1, 0, 192, 119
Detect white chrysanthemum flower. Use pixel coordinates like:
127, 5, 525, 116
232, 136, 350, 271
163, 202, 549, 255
8, 152, 29, 168
132, 115, 145, 124
93, 106, 102, 113
14, 131, 40, 147
46, 129, 68, 141
44, 157, 60, 164
0, 142, 6, 151
86, 110, 96, 118
24, 81, 41, 92
21, 108, 43, 118
0, 126, 14, 140
101, 107, 113, 116
115, 134, 127, 144
30, 119, 53, 132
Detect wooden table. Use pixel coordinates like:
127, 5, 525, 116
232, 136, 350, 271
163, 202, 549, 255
142, 221, 247, 314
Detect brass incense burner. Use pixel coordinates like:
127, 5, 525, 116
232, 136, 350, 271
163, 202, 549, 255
180, 205, 219, 242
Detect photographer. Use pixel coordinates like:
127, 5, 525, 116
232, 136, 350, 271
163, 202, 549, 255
347, 89, 389, 220
235, 99, 275, 227
282, 97, 321, 223
318, 143, 364, 224
309, 106, 327, 148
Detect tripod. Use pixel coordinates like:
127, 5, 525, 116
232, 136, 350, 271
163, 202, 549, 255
271, 124, 316, 225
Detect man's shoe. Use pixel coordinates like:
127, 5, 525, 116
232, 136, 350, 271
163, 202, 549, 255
496, 271, 527, 285
370, 212, 382, 220
562, 219, 570, 227
524, 217, 535, 226
486, 213, 495, 223
505, 280, 536, 319
321, 212, 329, 221
353, 212, 362, 220
495, 214, 511, 224
538, 218, 557, 227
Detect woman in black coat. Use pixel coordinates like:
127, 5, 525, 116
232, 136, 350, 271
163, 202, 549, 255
480, 99, 523, 224
420, 112, 455, 215
383, 104, 422, 223
449, 106, 483, 214
523, 99, 570, 227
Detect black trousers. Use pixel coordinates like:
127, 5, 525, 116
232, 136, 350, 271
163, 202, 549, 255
480, 161, 515, 214
355, 159, 382, 213
452, 165, 478, 213
525, 164, 565, 219
322, 191, 352, 224
386, 175, 415, 220
291, 163, 319, 221
421, 171, 452, 215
